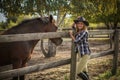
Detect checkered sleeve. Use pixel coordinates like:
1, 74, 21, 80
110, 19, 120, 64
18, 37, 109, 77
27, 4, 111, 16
74, 31, 86, 43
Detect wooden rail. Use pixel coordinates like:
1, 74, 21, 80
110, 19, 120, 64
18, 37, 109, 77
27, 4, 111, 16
0, 32, 69, 42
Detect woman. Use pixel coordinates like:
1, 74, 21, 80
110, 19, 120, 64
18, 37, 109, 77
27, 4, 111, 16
69, 16, 91, 80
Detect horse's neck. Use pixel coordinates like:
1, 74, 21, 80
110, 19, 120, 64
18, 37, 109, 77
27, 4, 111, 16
29, 40, 40, 53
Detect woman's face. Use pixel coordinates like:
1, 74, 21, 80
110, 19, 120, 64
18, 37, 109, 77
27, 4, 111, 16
76, 22, 84, 30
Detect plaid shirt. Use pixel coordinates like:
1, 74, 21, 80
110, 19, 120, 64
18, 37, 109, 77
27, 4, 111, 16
74, 30, 91, 56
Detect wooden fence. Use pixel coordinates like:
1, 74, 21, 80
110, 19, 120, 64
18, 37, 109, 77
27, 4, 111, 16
0, 29, 119, 80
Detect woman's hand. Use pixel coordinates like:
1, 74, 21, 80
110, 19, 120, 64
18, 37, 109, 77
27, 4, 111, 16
69, 30, 75, 41
69, 30, 73, 36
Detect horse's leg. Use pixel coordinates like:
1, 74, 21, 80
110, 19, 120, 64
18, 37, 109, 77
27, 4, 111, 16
20, 56, 31, 80
12, 60, 22, 80
19, 63, 27, 80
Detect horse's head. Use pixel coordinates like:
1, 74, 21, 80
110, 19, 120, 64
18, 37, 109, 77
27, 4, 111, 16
43, 15, 63, 46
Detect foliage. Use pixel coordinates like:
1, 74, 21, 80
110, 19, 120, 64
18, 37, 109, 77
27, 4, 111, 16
0, 14, 32, 29
70, 0, 97, 20
70, 0, 120, 29
0, 0, 120, 29
62, 16, 73, 28
0, 0, 71, 17
0, 21, 7, 29
0, 0, 71, 28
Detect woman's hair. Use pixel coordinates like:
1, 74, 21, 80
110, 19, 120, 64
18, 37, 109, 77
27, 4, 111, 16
76, 22, 88, 32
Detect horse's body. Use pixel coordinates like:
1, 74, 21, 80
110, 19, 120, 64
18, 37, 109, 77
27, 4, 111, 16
0, 15, 62, 80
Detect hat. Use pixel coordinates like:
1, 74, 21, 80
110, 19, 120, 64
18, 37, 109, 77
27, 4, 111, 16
74, 16, 89, 26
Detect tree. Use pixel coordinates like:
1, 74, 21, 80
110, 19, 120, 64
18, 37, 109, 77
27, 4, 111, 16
90, 0, 119, 29
70, 0, 120, 29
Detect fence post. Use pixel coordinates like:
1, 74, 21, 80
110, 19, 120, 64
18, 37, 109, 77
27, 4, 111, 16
109, 33, 113, 49
70, 30, 77, 80
111, 29, 119, 75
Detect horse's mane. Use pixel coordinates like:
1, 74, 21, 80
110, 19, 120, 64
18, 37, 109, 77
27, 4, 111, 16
19, 18, 36, 26
12, 18, 43, 28
10, 17, 49, 29
15, 17, 49, 28
2, 17, 49, 34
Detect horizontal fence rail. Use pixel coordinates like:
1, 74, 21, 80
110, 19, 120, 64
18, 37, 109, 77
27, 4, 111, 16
0, 30, 114, 42
0, 32, 69, 42
89, 30, 114, 35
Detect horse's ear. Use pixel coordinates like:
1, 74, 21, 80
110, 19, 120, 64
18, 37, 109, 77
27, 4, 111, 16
49, 15, 53, 23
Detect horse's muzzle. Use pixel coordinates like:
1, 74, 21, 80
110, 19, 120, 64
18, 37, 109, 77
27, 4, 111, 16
50, 38, 63, 46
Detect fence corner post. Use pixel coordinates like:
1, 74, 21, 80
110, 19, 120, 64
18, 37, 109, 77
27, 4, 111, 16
70, 31, 77, 80
111, 29, 119, 75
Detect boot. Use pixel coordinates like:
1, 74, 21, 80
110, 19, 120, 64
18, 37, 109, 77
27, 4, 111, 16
77, 72, 89, 80
83, 71, 89, 79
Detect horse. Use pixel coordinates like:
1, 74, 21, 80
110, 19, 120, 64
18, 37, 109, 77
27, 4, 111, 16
0, 15, 63, 80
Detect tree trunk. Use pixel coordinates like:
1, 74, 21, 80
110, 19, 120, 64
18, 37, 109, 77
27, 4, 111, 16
48, 40, 56, 57
114, 22, 118, 29
58, 13, 67, 27
41, 39, 56, 58
57, 10, 60, 25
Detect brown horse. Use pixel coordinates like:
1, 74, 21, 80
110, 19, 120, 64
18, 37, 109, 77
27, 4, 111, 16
0, 15, 63, 80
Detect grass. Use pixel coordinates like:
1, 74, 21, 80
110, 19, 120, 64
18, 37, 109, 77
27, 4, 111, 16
93, 67, 120, 80
64, 75, 69, 80
93, 70, 112, 80
98, 70, 112, 80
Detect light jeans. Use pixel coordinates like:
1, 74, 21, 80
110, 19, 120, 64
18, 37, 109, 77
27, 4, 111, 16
76, 53, 90, 79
